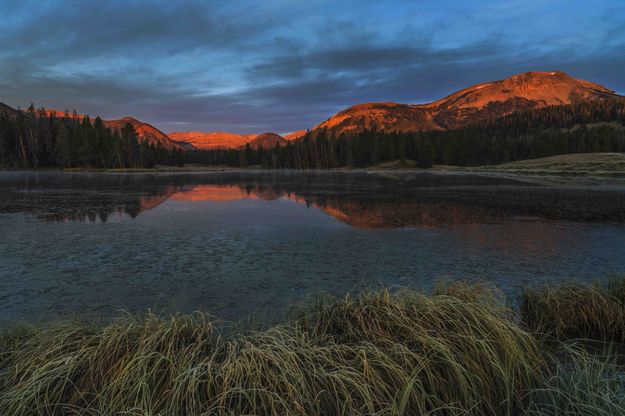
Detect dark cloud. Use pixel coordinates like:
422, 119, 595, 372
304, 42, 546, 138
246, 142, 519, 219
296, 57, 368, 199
0, 1, 273, 61
0, 0, 623, 134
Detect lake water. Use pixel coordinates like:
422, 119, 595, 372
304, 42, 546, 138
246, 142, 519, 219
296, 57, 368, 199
2, 170, 625, 324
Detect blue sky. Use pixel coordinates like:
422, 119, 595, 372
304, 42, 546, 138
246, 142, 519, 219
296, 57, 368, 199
0, 0, 623, 134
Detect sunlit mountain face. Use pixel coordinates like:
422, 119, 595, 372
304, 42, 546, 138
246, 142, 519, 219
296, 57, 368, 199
167, 132, 257, 150
310, 71, 622, 138
167, 131, 302, 150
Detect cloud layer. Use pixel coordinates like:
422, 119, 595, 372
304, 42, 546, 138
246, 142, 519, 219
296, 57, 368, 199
1, 0, 623, 133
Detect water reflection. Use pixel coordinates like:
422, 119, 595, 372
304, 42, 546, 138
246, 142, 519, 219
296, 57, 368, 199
2, 171, 625, 323
2, 171, 625, 227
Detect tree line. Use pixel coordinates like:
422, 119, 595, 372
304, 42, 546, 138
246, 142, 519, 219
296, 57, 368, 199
1, 99, 624, 169
0, 105, 183, 168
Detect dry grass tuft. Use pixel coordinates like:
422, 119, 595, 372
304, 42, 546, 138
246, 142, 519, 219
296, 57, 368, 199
521, 281, 625, 342
0, 286, 544, 416
6, 280, 625, 415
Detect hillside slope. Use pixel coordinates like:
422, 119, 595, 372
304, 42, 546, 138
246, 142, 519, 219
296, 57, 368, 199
104, 117, 179, 150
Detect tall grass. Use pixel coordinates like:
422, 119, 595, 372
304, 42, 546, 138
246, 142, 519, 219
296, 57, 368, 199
3, 280, 625, 415
525, 343, 625, 416
0, 284, 543, 415
519, 279, 625, 416
521, 280, 625, 342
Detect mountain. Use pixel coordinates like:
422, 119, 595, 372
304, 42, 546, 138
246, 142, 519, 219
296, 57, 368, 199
169, 131, 299, 150
246, 132, 288, 149
31, 109, 180, 150
168, 131, 257, 150
103, 116, 179, 150
312, 71, 622, 137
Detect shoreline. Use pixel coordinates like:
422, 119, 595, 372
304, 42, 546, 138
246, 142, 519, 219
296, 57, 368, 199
2, 152, 625, 178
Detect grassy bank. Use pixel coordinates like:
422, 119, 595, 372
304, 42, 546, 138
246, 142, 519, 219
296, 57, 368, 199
6, 153, 625, 177
471, 153, 625, 176
1, 282, 625, 415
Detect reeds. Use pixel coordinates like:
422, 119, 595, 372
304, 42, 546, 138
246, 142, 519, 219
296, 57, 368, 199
2, 280, 625, 415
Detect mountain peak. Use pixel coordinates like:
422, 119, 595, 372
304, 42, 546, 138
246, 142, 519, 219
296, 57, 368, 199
313, 70, 621, 136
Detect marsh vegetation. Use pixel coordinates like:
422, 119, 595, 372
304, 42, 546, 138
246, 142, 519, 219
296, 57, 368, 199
2, 280, 625, 415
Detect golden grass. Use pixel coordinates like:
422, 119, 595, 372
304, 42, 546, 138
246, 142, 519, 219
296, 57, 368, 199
0, 284, 544, 415
4, 280, 625, 415
477, 152, 625, 174
521, 280, 625, 342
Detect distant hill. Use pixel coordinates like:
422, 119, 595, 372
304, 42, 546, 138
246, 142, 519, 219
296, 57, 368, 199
311, 71, 622, 137
104, 117, 179, 150
246, 132, 288, 149
170, 130, 301, 150
21, 108, 181, 150
168, 131, 257, 150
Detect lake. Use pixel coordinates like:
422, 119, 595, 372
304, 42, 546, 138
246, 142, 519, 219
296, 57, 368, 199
2, 170, 625, 324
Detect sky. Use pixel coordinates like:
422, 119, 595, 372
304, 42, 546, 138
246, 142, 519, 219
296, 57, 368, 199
0, 0, 623, 134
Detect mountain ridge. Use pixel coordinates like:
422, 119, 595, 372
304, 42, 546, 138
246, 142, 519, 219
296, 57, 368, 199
170, 130, 305, 150
311, 70, 622, 137
3, 70, 622, 151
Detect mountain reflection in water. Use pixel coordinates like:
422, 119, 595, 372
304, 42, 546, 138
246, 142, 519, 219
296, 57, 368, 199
2, 171, 625, 227
158, 185, 501, 228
